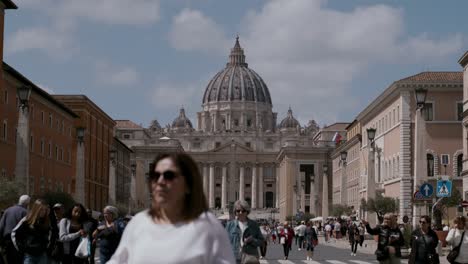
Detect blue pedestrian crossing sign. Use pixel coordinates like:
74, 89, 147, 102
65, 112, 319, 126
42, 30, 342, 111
419, 183, 434, 198
436, 180, 452, 198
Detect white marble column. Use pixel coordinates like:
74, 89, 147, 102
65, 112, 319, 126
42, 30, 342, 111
203, 164, 209, 197
75, 141, 85, 204
322, 166, 329, 219
209, 164, 215, 208
258, 165, 264, 208
251, 164, 257, 209
275, 164, 280, 208
108, 160, 116, 205
15, 106, 30, 194
413, 106, 427, 228
309, 179, 315, 215
222, 165, 227, 209
239, 165, 245, 201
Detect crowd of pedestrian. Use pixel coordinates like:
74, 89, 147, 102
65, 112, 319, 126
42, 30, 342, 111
2, 153, 468, 264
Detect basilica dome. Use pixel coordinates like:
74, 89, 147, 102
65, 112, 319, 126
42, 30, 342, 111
279, 107, 300, 129
202, 37, 272, 105
172, 107, 193, 129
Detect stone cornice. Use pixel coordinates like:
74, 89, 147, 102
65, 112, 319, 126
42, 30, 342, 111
458, 51, 468, 67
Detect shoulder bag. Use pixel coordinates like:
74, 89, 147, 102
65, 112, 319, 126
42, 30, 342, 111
447, 230, 465, 264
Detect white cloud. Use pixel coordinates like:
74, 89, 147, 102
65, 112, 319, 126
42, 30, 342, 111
167, 1, 464, 125
168, 8, 230, 53
5, 26, 75, 58
95, 61, 139, 86
18, 0, 160, 26
37, 83, 55, 94
240, 0, 464, 124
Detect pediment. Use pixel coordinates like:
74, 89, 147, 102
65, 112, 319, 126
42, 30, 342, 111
212, 141, 253, 153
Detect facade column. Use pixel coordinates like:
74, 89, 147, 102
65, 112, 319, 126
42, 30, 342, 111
203, 164, 209, 198
251, 164, 257, 209
108, 159, 116, 205
399, 90, 413, 221
222, 165, 227, 209
258, 165, 264, 208
239, 164, 245, 201
15, 105, 30, 194
300, 172, 305, 212
341, 163, 347, 204
75, 138, 85, 204
309, 177, 315, 216
229, 162, 236, 203
322, 165, 329, 219
209, 164, 215, 208
275, 163, 280, 208
413, 104, 427, 228
367, 142, 377, 226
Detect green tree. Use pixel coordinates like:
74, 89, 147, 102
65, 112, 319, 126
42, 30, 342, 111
367, 193, 398, 215
330, 204, 352, 217
0, 178, 22, 210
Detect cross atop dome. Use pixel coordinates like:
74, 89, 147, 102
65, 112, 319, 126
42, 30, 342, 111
228, 35, 248, 67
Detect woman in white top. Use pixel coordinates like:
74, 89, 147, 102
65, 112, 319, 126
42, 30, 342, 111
446, 216, 468, 264
108, 153, 235, 264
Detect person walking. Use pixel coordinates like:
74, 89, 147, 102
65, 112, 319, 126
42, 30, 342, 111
296, 221, 307, 250
59, 203, 90, 264
92, 206, 125, 264
349, 223, 360, 256
409, 215, 439, 264
446, 216, 468, 264
226, 200, 264, 264
259, 223, 269, 260
325, 222, 332, 243
108, 153, 234, 263
362, 213, 404, 264
358, 222, 365, 247
85, 209, 98, 264
279, 221, 294, 260
11, 199, 51, 264
0, 194, 30, 264
304, 221, 318, 261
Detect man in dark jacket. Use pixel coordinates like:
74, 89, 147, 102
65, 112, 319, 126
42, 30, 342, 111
0, 195, 30, 264
362, 213, 404, 264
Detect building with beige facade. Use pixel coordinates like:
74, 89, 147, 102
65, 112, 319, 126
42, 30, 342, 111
459, 51, 468, 201
332, 71, 463, 223
115, 38, 345, 220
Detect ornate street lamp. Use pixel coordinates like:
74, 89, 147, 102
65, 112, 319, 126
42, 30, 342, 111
323, 164, 328, 173
109, 146, 116, 165
76, 127, 85, 144
415, 88, 428, 109
367, 127, 376, 142
17, 85, 32, 109
340, 151, 348, 163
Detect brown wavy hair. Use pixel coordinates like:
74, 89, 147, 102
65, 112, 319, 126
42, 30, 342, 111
148, 153, 208, 221
25, 199, 50, 229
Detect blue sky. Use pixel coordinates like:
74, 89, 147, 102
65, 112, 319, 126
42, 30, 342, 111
4, 0, 468, 128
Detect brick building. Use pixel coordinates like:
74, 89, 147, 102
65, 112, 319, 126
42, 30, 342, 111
54, 95, 115, 211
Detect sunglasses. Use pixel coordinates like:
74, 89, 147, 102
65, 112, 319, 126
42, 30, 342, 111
149, 170, 178, 182
419, 221, 427, 224
235, 209, 247, 213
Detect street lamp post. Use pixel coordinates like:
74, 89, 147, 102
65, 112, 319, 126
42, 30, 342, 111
75, 127, 86, 204
413, 88, 428, 228
15, 85, 32, 194
322, 164, 329, 220
108, 146, 117, 205
366, 127, 377, 226
129, 163, 136, 214
340, 151, 348, 205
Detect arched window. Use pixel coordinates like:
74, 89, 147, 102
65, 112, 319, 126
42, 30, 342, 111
457, 154, 463, 177
427, 154, 434, 176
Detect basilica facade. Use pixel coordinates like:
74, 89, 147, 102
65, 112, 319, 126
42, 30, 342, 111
116, 38, 343, 220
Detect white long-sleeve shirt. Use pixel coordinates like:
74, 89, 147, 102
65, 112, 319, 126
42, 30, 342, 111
446, 228, 468, 263
107, 210, 235, 264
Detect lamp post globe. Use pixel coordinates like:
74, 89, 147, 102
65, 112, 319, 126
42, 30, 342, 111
415, 88, 428, 109
17, 85, 32, 108
367, 127, 376, 142
340, 151, 348, 162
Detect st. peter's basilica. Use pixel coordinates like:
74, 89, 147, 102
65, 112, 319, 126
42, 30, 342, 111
116, 37, 346, 220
